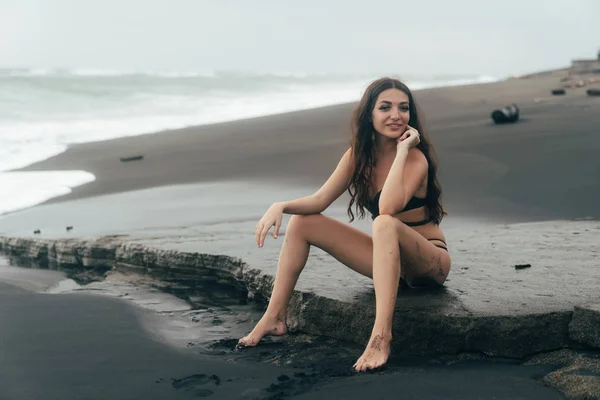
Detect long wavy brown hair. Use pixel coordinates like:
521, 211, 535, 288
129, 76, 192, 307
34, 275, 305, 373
347, 77, 446, 224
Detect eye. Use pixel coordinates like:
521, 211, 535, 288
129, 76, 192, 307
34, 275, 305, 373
400, 106, 409, 112
379, 105, 390, 111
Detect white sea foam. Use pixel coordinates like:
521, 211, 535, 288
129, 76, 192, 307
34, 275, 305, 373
0, 171, 95, 215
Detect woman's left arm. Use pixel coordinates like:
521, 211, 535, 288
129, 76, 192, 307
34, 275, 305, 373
378, 130, 428, 216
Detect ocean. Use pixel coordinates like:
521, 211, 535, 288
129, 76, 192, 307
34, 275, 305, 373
0, 68, 498, 215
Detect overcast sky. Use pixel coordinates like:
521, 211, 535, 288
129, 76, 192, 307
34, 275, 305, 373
1, 0, 598, 77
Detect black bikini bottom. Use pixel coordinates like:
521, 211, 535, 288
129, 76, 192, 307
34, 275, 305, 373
428, 238, 448, 252
404, 218, 432, 227
400, 219, 448, 251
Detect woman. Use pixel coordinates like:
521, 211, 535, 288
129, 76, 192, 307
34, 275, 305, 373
237, 77, 451, 372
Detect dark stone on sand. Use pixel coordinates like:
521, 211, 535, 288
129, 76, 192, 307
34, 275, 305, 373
552, 89, 566, 95
514, 264, 532, 270
587, 89, 600, 97
120, 155, 144, 162
569, 304, 600, 349
490, 104, 520, 124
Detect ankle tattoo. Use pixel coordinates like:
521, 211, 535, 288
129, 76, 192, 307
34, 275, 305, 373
369, 335, 383, 351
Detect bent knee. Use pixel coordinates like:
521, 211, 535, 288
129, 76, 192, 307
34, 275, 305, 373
372, 214, 400, 235
287, 213, 324, 235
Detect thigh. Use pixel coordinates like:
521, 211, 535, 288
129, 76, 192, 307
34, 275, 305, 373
393, 222, 451, 285
288, 214, 374, 278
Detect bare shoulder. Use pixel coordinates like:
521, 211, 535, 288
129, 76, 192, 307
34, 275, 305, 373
337, 147, 353, 170
342, 147, 352, 161
407, 147, 428, 166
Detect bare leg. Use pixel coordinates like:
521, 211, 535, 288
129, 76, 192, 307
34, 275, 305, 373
353, 215, 451, 371
353, 215, 399, 371
237, 213, 450, 369
238, 214, 374, 348
237, 217, 309, 347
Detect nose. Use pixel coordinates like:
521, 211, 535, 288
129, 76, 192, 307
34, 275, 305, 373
390, 108, 400, 120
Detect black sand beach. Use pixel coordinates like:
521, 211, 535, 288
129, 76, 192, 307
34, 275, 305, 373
0, 276, 300, 400
16, 74, 600, 223
1, 72, 599, 399
0, 261, 565, 400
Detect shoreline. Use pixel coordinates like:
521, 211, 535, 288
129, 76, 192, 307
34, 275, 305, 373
5, 70, 599, 225
4, 73, 505, 167
2, 75, 510, 217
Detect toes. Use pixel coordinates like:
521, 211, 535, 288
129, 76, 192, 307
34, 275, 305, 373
354, 352, 388, 372
357, 361, 367, 372
234, 342, 248, 352
239, 336, 255, 346
235, 337, 254, 351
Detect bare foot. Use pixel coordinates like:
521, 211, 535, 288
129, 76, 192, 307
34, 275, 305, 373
353, 333, 392, 372
236, 315, 287, 350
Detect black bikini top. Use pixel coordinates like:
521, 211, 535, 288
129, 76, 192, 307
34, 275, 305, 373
364, 190, 427, 220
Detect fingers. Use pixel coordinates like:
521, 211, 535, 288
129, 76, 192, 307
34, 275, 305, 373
397, 129, 420, 149
406, 127, 421, 144
405, 125, 418, 135
256, 222, 273, 247
273, 218, 281, 239
255, 222, 268, 246
397, 132, 410, 142
261, 223, 273, 247
255, 215, 282, 247
254, 223, 263, 246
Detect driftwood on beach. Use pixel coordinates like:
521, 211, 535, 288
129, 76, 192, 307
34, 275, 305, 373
587, 88, 600, 97
119, 155, 144, 162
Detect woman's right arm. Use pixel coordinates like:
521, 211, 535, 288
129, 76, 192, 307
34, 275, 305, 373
281, 147, 353, 215
255, 148, 353, 247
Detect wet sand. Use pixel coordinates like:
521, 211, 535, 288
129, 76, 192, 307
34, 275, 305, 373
0, 259, 565, 400
0, 281, 297, 400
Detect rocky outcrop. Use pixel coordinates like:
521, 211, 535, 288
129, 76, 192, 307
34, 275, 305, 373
2, 233, 600, 398
0, 235, 592, 358
526, 350, 600, 400
0, 236, 247, 291
570, 304, 600, 350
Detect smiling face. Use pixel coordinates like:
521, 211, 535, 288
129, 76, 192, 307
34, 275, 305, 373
371, 88, 410, 140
